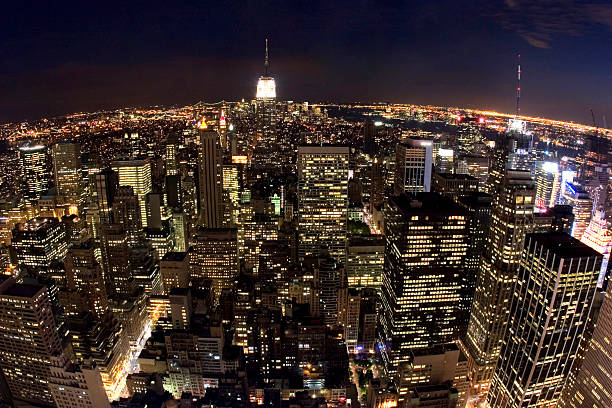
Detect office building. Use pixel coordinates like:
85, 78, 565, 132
432, 173, 479, 198
346, 235, 385, 289
19, 144, 48, 204
12, 217, 67, 273
165, 136, 179, 176
0, 277, 62, 406
562, 182, 593, 240
111, 158, 152, 227
298, 145, 349, 261
462, 170, 535, 399
488, 233, 601, 407
99, 224, 133, 296
52, 142, 82, 197
394, 139, 433, 195
581, 210, 612, 285
64, 239, 108, 318
160, 251, 190, 294
198, 126, 224, 228
95, 168, 119, 226
535, 161, 561, 209
559, 291, 612, 408
456, 154, 488, 192
379, 193, 469, 375
189, 227, 239, 297
112, 186, 142, 243
370, 157, 385, 213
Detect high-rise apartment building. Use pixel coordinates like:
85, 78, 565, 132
379, 193, 469, 375
488, 233, 601, 407
19, 144, 48, 204
198, 127, 224, 228
394, 139, 433, 195
462, 170, 535, 399
0, 277, 62, 406
52, 142, 82, 197
298, 145, 349, 261
111, 158, 152, 227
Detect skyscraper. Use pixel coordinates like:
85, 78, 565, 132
112, 158, 152, 227
346, 235, 385, 289
95, 168, 119, 226
535, 161, 561, 209
488, 233, 601, 407
64, 239, 108, 319
562, 182, 593, 240
197, 125, 224, 228
189, 227, 239, 297
370, 157, 385, 214
462, 170, 535, 399
12, 217, 67, 274
255, 39, 277, 153
559, 291, 612, 408
52, 142, 82, 197
379, 193, 469, 375
580, 210, 612, 285
99, 224, 133, 296
112, 186, 142, 243
0, 277, 62, 406
298, 145, 349, 261
394, 139, 433, 195
19, 144, 48, 205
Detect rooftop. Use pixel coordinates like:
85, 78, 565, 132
527, 232, 602, 259
389, 192, 469, 217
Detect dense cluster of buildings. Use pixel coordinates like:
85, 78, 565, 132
0, 56, 611, 408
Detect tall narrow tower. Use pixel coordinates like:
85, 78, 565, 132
254, 39, 278, 167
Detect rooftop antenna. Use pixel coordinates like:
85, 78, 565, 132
516, 53, 521, 117
264, 38, 269, 76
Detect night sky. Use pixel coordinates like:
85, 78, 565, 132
2, 0, 612, 125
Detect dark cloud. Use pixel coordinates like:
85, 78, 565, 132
494, 0, 612, 48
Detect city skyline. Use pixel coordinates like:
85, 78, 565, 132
2, 1, 612, 125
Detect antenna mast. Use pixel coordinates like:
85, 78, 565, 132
265, 38, 269, 76
516, 54, 521, 117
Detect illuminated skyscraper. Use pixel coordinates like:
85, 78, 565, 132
559, 291, 612, 408
165, 136, 179, 176
52, 142, 82, 197
535, 161, 561, 208
462, 170, 535, 399
222, 163, 239, 227
189, 227, 239, 297
99, 224, 132, 296
488, 233, 601, 408
197, 125, 224, 228
346, 235, 385, 289
394, 139, 433, 195
297, 145, 349, 261
255, 39, 277, 153
64, 239, 108, 319
112, 186, 142, 243
456, 154, 489, 192
12, 217, 67, 274
580, 210, 612, 285
111, 158, 152, 227
562, 182, 593, 240
379, 193, 469, 375
19, 144, 48, 205
0, 277, 62, 406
